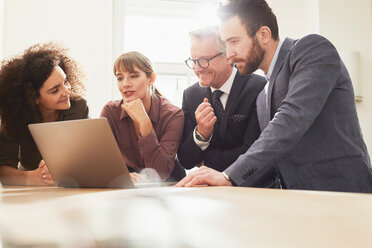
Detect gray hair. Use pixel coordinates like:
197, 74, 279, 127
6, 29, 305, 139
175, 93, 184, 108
189, 26, 226, 53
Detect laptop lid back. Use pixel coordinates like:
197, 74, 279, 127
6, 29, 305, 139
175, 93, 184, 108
28, 118, 134, 188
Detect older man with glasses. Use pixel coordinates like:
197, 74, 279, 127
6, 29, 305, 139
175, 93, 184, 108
177, 26, 278, 188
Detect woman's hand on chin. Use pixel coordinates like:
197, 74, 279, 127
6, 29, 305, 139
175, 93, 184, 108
121, 99, 153, 137
121, 99, 147, 122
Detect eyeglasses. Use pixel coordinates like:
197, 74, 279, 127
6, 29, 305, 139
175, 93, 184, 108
185, 52, 224, 69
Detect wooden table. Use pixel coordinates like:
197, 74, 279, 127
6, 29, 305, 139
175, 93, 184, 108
1, 185, 372, 247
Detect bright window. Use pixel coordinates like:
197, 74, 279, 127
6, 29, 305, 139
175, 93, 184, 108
111, 0, 219, 107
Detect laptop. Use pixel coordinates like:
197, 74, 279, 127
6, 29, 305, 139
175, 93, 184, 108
28, 118, 135, 188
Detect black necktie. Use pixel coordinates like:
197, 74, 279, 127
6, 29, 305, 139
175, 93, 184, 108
212, 90, 224, 121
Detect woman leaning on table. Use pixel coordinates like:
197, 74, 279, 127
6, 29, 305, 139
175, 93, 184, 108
0, 42, 89, 186
100, 51, 186, 182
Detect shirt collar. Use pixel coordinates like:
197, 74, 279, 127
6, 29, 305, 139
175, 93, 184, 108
266, 39, 284, 82
148, 94, 159, 124
211, 66, 237, 95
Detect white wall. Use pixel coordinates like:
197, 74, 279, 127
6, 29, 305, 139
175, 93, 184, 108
2, 0, 113, 117
267, 0, 320, 37
0, 0, 4, 61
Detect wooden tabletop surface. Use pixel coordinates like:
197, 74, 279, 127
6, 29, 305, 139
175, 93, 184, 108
1, 185, 372, 247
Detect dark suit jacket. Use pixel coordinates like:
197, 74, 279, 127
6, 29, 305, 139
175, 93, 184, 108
226, 34, 372, 193
178, 70, 266, 172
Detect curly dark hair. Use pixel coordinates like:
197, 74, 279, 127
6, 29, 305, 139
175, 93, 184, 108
0, 42, 87, 139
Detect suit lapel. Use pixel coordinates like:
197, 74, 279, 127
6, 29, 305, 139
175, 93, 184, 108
204, 85, 223, 142
194, 84, 213, 124
205, 86, 213, 103
220, 71, 243, 137
265, 38, 295, 121
256, 89, 268, 131
197, 85, 212, 108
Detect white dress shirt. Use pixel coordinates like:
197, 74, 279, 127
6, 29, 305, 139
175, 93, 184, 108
264, 39, 284, 108
194, 67, 238, 151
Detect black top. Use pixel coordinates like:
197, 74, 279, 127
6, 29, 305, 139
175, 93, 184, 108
0, 99, 89, 170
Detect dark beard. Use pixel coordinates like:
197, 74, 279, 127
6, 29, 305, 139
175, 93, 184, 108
239, 37, 265, 75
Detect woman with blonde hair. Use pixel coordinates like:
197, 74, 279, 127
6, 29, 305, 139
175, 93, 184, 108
100, 51, 185, 182
0, 42, 88, 186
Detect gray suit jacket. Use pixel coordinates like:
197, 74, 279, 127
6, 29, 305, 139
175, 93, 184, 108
225, 34, 372, 193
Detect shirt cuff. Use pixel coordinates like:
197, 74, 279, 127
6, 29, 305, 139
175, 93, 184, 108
223, 170, 236, 186
193, 126, 212, 151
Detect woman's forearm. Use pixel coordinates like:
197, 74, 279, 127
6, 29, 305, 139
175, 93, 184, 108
0, 165, 28, 185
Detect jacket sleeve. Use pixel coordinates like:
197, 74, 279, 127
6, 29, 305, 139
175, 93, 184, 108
177, 90, 206, 169
226, 35, 342, 186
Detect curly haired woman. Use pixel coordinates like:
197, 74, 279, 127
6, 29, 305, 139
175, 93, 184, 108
0, 42, 89, 186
